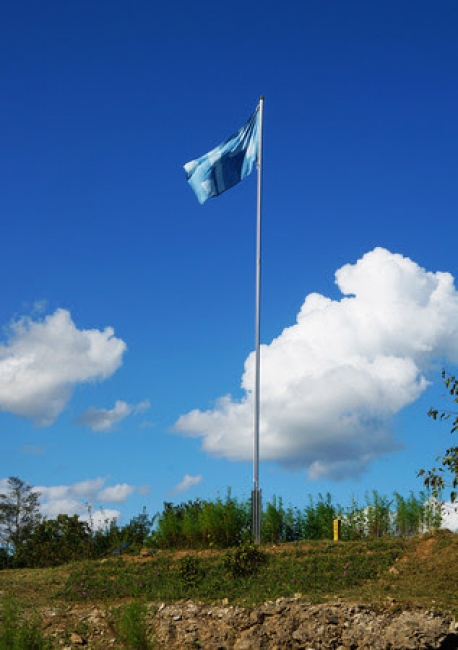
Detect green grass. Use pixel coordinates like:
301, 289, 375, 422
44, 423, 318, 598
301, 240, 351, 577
56, 533, 455, 609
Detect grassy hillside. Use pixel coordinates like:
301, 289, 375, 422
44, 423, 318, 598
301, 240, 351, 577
1, 530, 457, 615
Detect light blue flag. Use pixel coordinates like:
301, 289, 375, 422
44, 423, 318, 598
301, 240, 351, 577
184, 107, 259, 204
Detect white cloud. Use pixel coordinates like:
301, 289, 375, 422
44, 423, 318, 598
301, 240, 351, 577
98, 483, 135, 502
71, 477, 106, 498
38, 496, 121, 529
0, 309, 126, 426
174, 248, 458, 480
84, 509, 121, 529
169, 474, 202, 496
40, 498, 85, 519
38, 485, 74, 501
77, 400, 132, 431
77, 399, 151, 431
35, 477, 137, 524
37, 477, 135, 504
133, 399, 151, 415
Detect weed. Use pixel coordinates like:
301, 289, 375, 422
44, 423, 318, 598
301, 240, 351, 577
0, 597, 52, 649
114, 601, 152, 650
179, 556, 204, 588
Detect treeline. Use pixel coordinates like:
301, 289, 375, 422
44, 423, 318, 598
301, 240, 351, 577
0, 477, 156, 570
152, 490, 441, 549
0, 477, 442, 569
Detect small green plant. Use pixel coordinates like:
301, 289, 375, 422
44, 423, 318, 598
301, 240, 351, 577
179, 555, 204, 588
223, 542, 268, 578
0, 597, 52, 649
114, 601, 151, 650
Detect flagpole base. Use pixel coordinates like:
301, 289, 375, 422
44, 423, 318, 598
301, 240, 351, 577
251, 488, 262, 544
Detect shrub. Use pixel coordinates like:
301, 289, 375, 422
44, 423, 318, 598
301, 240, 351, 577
179, 556, 204, 588
223, 542, 268, 578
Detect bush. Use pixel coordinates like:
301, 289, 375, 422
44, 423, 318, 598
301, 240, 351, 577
223, 542, 268, 578
179, 556, 204, 588
16, 515, 91, 567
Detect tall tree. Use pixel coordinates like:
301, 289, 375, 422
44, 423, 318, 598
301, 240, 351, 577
418, 370, 458, 503
0, 476, 42, 552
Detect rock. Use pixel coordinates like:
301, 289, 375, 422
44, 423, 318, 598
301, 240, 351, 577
69, 632, 84, 644
35, 599, 458, 649
153, 600, 458, 649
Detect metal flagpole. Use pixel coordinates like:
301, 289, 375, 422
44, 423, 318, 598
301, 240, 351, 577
252, 96, 264, 544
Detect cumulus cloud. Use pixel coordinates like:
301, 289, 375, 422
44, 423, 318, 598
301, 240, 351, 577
169, 474, 202, 496
77, 401, 132, 431
174, 248, 458, 480
37, 495, 121, 529
98, 483, 135, 502
76, 399, 151, 432
37, 477, 134, 504
35, 477, 138, 525
70, 478, 106, 498
0, 309, 126, 426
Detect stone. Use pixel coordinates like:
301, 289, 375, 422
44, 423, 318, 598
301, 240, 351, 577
69, 632, 84, 644
32, 599, 458, 648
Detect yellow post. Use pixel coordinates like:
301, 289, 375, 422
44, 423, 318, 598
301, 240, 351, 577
333, 518, 341, 541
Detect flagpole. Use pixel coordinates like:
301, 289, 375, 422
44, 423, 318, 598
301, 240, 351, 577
252, 96, 264, 544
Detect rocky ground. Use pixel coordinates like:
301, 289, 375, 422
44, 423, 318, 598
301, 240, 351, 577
41, 597, 458, 649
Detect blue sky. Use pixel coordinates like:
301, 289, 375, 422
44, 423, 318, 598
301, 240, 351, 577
1, 1, 458, 529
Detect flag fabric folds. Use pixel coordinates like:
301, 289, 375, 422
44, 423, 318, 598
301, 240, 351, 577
184, 106, 259, 204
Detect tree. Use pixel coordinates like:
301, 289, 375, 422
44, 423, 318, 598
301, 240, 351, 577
418, 370, 458, 503
121, 507, 157, 547
17, 514, 91, 567
0, 476, 42, 554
